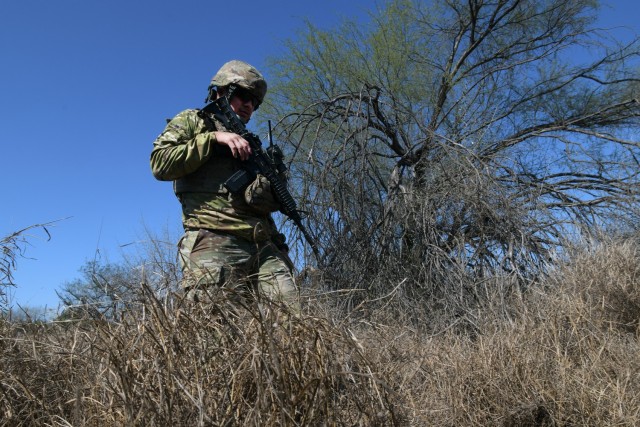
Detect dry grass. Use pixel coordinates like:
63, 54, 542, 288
0, 285, 403, 426
2, 237, 640, 426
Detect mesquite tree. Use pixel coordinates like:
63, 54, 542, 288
264, 0, 640, 305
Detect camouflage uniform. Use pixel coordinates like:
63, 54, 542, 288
150, 61, 297, 307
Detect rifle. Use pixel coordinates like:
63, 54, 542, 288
198, 91, 320, 260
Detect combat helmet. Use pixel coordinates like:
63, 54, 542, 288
208, 60, 267, 106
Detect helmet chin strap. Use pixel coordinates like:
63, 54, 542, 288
226, 84, 238, 101
224, 84, 249, 123
205, 85, 216, 103
205, 83, 238, 104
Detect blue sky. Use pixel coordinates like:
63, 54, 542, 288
2, 0, 637, 311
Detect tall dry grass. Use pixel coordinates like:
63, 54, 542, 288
1, 222, 57, 314
1, 237, 639, 426
0, 284, 403, 426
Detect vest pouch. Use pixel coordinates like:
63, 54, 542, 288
174, 147, 237, 195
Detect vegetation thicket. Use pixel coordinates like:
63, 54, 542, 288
266, 0, 640, 316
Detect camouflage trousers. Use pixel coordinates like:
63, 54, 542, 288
178, 228, 298, 309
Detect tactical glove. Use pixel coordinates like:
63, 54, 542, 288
244, 174, 280, 214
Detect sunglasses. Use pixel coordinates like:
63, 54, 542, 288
232, 87, 260, 108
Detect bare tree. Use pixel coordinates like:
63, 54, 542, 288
57, 225, 180, 321
263, 0, 639, 310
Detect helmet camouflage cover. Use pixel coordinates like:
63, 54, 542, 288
209, 60, 267, 105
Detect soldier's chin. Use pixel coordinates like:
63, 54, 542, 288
236, 112, 250, 124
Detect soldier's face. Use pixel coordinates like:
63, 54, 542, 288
229, 89, 258, 123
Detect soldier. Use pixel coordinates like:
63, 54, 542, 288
150, 60, 297, 309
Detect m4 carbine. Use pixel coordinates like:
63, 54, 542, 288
198, 92, 320, 260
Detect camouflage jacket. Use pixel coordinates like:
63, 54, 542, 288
150, 109, 280, 243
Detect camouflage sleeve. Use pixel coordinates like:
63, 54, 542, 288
150, 109, 217, 181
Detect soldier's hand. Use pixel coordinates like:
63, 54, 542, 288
214, 131, 252, 161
